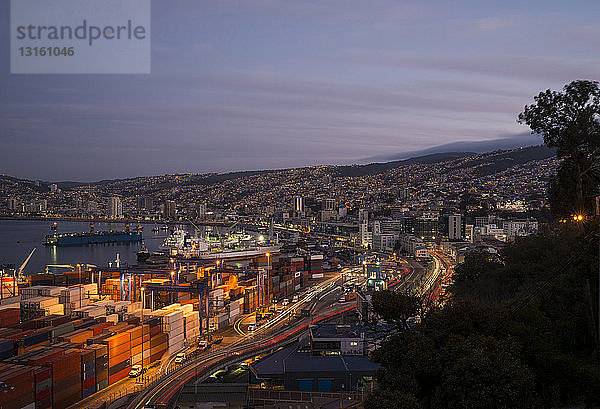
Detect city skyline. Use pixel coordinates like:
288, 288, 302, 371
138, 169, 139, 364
2, 0, 599, 181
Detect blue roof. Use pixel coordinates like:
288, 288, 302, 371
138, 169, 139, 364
284, 353, 348, 372
250, 346, 295, 375
310, 324, 364, 339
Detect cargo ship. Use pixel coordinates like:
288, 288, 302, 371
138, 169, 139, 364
161, 229, 281, 260
44, 231, 142, 246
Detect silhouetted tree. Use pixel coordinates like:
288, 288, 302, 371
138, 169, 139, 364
371, 290, 420, 329
519, 80, 600, 215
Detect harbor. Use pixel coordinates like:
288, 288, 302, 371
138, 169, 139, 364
0, 220, 170, 274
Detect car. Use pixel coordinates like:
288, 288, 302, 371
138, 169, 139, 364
276, 306, 284, 313
292, 295, 299, 303
149, 360, 161, 368
198, 340, 210, 350
174, 352, 186, 364
247, 324, 257, 332
0, 381, 14, 391
129, 364, 144, 378
281, 299, 289, 306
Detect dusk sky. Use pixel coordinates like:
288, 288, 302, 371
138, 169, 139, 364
2, 0, 599, 181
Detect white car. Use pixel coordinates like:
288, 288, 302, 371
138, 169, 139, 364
174, 352, 186, 364
129, 365, 143, 378
281, 299, 289, 306
247, 324, 257, 332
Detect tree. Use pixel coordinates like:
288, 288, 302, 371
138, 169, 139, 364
371, 290, 420, 329
432, 334, 536, 409
518, 80, 600, 215
364, 390, 420, 409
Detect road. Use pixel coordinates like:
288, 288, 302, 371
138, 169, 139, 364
127, 274, 354, 409
70, 273, 346, 409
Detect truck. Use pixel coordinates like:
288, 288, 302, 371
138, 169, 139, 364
174, 352, 186, 364
129, 365, 144, 378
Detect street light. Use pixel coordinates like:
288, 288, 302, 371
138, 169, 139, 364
140, 287, 145, 381
263, 253, 271, 304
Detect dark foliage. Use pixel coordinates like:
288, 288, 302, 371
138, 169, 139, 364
366, 223, 600, 409
519, 80, 600, 216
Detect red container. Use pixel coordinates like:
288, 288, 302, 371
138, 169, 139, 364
109, 342, 130, 358
36, 387, 52, 402
0, 308, 20, 327
109, 349, 130, 366
108, 367, 129, 385
89, 321, 114, 336
0, 365, 35, 409
43, 350, 80, 381
37, 396, 52, 409
83, 375, 95, 390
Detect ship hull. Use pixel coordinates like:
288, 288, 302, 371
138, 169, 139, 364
45, 231, 142, 246
183, 246, 282, 260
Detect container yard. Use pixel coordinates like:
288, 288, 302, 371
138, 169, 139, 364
0, 249, 330, 409
0, 281, 202, 409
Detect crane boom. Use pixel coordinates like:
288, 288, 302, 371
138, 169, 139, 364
18, 247, 36, 276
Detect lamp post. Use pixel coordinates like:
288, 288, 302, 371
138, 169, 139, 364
265, 252, 271, 305
170, 270, 175, 303
140, 286, 145, 382
574, 212, 600, 362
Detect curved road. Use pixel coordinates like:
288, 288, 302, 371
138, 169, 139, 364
128, 275, 354, 409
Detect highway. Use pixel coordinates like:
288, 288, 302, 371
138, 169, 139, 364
124, 273, 353, 409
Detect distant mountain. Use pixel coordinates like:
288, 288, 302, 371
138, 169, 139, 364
2, 140, 555, 190
366, 133, 543, 162
334, 152, 474, 178
333, 145, 555, 178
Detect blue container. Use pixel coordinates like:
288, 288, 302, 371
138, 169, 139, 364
82, 385, 97, 399
83, 360, 95, 373
23, 330, 50, 347
0, 339, 14, 353
83, 367, 96, 380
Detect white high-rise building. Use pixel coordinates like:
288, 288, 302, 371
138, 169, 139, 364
165, 200, 176, 219
109, 196, 123, 219
293, 196, 304, 213
197, 203, 207, 218
323, 198, 336, 211
359, 222, 372, 248
358, 209, 369, 223
448, 214, 462, 240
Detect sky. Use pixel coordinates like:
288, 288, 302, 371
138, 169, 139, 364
1, 0, 599, 181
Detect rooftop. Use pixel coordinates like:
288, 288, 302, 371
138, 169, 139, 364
310, 324, 364, 339
250, 345, 379, 376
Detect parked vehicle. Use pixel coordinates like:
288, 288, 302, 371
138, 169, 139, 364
129, 365, 144, 377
